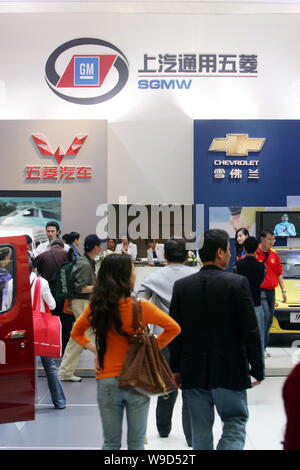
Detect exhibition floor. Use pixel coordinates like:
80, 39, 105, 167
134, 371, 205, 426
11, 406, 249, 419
0, 347, 295, 451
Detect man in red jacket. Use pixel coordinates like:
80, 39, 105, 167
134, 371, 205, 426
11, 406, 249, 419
256, 229, 287, 355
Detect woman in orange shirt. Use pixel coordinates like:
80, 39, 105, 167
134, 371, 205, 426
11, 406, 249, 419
71, 253, 181, 450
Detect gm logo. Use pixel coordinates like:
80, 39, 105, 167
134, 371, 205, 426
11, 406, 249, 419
74, 57, 100, 86
45, 38, 129, 104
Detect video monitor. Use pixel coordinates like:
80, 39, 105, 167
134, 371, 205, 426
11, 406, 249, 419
256, 211, 300, 238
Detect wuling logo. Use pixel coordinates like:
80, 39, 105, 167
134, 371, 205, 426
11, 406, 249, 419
45, 38, 129, 104
27, 134, 92, 181
32, 134, 88, 165
209, 134, 265, 156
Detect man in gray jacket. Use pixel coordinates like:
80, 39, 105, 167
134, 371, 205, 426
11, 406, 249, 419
137, 239, 198, 446
59, 234, 102, 382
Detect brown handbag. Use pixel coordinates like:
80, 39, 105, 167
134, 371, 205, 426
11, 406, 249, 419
119, 298, 178, 397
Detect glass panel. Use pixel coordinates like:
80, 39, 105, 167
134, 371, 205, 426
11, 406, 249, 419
0, 245, 14, 313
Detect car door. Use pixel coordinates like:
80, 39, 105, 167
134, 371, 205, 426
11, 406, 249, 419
0, 235, 35, 424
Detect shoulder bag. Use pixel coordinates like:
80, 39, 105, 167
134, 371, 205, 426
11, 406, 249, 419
32, 277, 62, 358
119, 298, 178, 397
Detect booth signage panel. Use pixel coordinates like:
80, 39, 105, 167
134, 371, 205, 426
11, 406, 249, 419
194, 120, 300, 211
0, 120, 107, 241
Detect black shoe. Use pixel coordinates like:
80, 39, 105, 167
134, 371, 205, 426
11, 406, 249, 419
159, 433, 169, 438
54, 405, 66, 409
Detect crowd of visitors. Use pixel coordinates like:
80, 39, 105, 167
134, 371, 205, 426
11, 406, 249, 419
24, 220, 299, 450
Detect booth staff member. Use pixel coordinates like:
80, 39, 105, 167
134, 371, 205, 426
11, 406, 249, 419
256, 229, 286, 354
116, 237, 137, 261
36, 221, 69, 255
147, 239, 165, 265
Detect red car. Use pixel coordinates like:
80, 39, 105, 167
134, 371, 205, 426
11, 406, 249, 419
0, 235, 35, 424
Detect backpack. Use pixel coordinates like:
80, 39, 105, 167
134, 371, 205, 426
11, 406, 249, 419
51, 259, 77, 301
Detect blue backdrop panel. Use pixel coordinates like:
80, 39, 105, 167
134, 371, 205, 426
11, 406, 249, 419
194, 120, 300, 211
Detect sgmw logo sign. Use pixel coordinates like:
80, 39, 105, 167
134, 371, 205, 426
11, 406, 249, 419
45, 38, 129, 104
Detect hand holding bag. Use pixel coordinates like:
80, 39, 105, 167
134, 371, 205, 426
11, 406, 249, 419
32, 277, 62, 358
119, 298, 178, 397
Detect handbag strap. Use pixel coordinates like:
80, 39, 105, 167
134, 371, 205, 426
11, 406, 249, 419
32, 276, 52, 314
262, 250, 270, 264
131, 297, 144, 332
32, 276, 41, 313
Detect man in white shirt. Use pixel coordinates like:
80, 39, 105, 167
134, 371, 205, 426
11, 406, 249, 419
35, 221, 69, 256
116, 236, 137, 260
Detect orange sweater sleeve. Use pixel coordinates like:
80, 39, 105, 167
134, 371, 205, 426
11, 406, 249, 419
71, 305, 92, 348
140, 299, 181, 349
71, 299, 181, 351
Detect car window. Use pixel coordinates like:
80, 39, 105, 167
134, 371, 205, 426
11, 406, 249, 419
277, 250, 300, 279
42, 212, 58, 220
0, 245, 15, 314
23, 208, 39, 217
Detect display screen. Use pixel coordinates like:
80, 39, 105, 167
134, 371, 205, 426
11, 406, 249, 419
256, 211, 300, 238
276, 250, 300, 278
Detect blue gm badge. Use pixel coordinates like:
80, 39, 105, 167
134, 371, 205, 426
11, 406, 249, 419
74, 57, 100, 86
45, 38, 129, 105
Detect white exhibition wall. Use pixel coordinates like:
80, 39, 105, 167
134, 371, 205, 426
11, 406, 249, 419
0, 12, 299, 204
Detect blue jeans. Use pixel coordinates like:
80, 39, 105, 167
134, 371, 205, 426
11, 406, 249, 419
183, 387, 249, 450
254, 304, 265, 356
261, 289, 275, 349
97, 376, 150, 450
40, 356, 66, 408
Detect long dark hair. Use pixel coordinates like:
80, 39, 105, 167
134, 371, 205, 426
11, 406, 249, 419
89, 254, 133, 369
234, 227, 250, 258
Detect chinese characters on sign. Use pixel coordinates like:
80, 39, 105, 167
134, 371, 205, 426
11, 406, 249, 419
138, 53, 258, 75
213, 161, 260, 181
25, 166, 92, 180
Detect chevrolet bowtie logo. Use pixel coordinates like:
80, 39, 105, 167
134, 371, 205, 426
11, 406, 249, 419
209, 134, 265, 156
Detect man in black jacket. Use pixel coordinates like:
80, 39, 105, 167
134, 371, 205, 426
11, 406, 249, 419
234, 236, 266, 356
169, 229, 264, 450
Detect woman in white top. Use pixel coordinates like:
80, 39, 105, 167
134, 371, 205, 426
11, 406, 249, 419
30, 260, 66, 409
147, 239, 166, 265
116, 237, 137, 261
